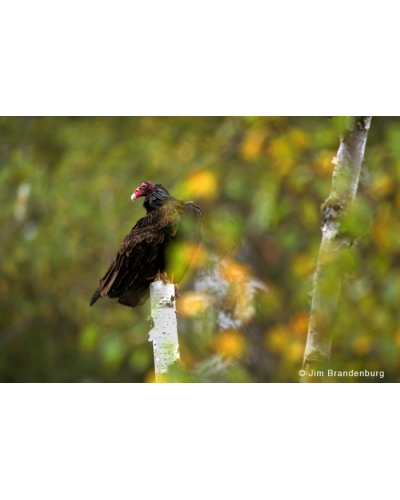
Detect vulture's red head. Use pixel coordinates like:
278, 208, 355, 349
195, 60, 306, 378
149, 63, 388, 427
131, 181, 155, 201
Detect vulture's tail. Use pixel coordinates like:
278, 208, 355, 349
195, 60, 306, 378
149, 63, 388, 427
90, 289, 101, 306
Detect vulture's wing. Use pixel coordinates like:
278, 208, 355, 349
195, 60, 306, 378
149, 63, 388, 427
90, 204, 181, 308
164, 201, 204, 283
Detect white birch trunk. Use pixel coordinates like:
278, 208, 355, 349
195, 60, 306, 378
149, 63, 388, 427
302, 117, 372, 378
148, 275, 180, 381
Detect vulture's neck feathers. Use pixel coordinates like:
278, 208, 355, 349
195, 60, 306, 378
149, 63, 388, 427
143, 184, 176, 213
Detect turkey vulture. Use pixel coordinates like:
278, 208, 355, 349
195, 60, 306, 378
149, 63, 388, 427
90, 181, 203, 308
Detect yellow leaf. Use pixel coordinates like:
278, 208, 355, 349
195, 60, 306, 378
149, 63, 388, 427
288, 128, 310, 151
220, 258, 250, 282
239, 131, 266, 161
177, 291, 210, 318
291, 312, 309, 336
292, 253, 315, 278
313, 150, 334, 175
352, 336, 373, 356
144, 370, 168, 383
265, 325, 288, 354
287, 341, 304, 362
213, 329, 246, 359
371, 174, 396, 198
266, 136, 294, 174
180, 169, 218, 200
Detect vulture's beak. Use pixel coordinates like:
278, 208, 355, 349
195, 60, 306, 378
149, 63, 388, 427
131, 187, 142, 201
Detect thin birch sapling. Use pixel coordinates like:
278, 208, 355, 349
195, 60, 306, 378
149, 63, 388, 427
302, 117, 372, 379
148, 273, 180, 381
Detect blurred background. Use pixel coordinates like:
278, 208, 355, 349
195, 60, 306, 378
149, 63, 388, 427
0, 116, 399, 382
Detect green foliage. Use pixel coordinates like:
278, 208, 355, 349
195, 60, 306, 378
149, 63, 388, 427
0, 116, 399, 382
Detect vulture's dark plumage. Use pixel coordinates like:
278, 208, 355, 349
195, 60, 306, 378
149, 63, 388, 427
90, 181, 203, 308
